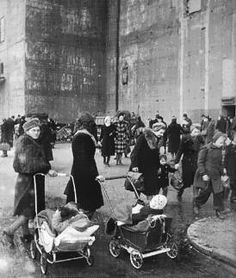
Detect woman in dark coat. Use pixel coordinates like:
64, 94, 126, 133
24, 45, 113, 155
64, 112, 104, 219
130, 123, 166, 200
167, 117, 183, 158
3, 118, 55, 246
175, 127, 204, 200
100, 116, 116, 166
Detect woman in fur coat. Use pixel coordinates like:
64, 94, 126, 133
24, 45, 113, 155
130, 122, 166, 200
64, 113, 104, 219
3, 118, 56, 246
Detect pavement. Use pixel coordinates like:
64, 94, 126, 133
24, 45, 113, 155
187, 212, 236, 269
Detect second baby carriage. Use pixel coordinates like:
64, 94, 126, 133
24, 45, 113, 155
103, 175, 178, 269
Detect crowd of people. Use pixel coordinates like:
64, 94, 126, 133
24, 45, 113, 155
1, 110, 236, 247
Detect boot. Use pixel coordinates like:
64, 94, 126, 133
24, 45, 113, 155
20, 220, 33, 243
106, 156, 110, 167
3, 215, 28, 245
215, 210, 225, 220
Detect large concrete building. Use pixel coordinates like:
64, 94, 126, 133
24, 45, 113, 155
1, 0, 236, 123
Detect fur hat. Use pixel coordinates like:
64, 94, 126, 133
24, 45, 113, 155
150, 194, 167, 210
23, 118, 40, 132
212, 131, 227, 143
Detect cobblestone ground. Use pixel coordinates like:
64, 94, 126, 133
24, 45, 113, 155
0, 144, 235, 278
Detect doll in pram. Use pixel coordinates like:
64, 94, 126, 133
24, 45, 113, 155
30, 173, 99, 275
104, 177, 178, 269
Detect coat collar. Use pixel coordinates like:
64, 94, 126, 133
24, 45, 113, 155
143, 128, 159, 149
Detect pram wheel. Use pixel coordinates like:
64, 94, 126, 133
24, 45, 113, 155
109, 239, 121, 258
30, 240, 37, 260
83, 247, 94, 266
166, 237, 178, 259
40, 252, 48, 275
130, 250, 143, 269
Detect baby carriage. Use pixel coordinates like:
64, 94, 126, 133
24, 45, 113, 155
102, 175, 178, 269
29, 173, 99, 275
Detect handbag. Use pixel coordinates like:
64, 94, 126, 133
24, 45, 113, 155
124, 171, 145, 192
0, 142, 10, 151
170, 170, 183, 190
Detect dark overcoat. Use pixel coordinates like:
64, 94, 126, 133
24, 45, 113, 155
225, 143, 236, 181
175, 134, 204, 188
1, 119, 14, 147
100, 124, 116, 156
64, 130, 104, 212
167, 122, 183, 153
130, 128, 160, 195
193, 143, 224, 194
158, 164, 176, 188
13, 134, 51, 217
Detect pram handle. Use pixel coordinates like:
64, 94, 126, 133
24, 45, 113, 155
105, 175, 127, 181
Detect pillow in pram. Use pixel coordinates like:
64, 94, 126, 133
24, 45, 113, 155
54, 225, 99, 250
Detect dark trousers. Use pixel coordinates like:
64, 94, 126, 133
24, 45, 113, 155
194, 181, 224, 211
230, 180, 236, 201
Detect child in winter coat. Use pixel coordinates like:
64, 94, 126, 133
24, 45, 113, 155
157, 155, 176, 196
225, 130, 236, 203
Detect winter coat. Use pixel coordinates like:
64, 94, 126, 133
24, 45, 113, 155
193, 143, 224, 194
64, 129, 104, 212
13, 134, 51, 217
167, 122, 183, 153
157, 164, 176, 188
1, 119, 14, 147
114, 120, 129, 153
100, 124, 116, 156
205, 120, 215, 143
225, 143, 236, 181
37, 122, 53, 161
130, 128, 161, 195
216, 117, 227, 133
175, 134, 204, 188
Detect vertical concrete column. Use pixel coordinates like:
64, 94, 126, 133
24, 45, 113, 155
179, 1, 187, 121
204, 0, 210, 113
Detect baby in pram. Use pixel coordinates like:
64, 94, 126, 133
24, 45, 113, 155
106, 194, 168, 234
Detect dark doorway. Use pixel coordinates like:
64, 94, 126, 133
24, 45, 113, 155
222, 105, 235, 118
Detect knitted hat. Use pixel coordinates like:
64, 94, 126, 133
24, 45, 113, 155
150, 194, 167, 210
212, 131, 227, 143
23, 118, 40, 132
152, 122, 166, 131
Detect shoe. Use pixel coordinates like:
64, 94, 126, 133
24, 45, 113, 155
215, 210, 225, 220
3, 229, 14, 245
193, 206, 199, 215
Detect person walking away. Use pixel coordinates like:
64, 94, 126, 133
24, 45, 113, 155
64, 112, 104, 219
100, 116, 116, 166
114, 113, 129, 165
205, 116, 215, 143
130, 122, 166, 201
225, 130, 236, 203
0, 118, 12, 157
3, 118, 56, 246
193, 132, 227, 219
157, 154, 176, 197
182, 113, 192, 134
216, 115, 227, 133
175, 127, 204, 201
167, 116, 183, 159
131, 116, 145, 142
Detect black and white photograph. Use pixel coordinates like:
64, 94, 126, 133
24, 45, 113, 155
0, 0, 235, 277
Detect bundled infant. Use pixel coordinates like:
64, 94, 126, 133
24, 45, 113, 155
52, 202, 93, 234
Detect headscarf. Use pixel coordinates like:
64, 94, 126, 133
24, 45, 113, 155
23, 118, 40, 132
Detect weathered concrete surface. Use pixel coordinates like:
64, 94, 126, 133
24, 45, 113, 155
106, 0, 236, 123
0, 0, 26, 120
25, 0, 107, 122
